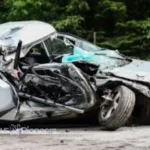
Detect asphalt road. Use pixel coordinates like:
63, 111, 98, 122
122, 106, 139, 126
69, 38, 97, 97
0, 125, 150, 150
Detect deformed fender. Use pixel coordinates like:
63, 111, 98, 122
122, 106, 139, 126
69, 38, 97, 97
96, 77, 150, 97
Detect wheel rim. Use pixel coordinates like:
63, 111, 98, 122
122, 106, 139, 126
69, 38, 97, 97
100, 89, 121, 120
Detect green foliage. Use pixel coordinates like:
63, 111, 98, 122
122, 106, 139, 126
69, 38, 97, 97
1, 0, 86, 32
97, 0, 127, 22
52, 16, 84, 32
99, 19, 150, 59
1, 0, 150, 58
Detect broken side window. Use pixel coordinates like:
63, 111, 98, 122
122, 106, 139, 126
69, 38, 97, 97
46, 38, 72, 55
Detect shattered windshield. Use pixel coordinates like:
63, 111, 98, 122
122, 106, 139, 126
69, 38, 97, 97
77, 38, 131, 69
45, 38, 72, 55
80, 40, 102, 51
48, 36, 131, 70
62, 46, 131, 70
59, 33, 103, 52
91, 54, 130, 70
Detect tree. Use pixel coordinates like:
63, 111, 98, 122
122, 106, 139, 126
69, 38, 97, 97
1, 0, 150, 58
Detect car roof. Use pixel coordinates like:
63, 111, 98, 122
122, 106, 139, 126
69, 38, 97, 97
0, 21, 56, 51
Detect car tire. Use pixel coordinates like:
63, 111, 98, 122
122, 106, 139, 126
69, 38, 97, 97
99, 85, 136, 130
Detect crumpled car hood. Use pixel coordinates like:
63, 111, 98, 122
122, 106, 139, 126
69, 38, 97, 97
103, 59, 150, 83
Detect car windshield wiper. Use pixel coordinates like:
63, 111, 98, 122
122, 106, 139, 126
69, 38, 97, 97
95, 53, 107, 56
95, 53, 126, 60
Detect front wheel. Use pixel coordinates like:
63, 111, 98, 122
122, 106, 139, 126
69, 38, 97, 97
99, 85, 135, 130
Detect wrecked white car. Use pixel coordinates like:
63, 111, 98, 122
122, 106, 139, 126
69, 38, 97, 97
0, 21, 101, 128
0, 21, 147, 130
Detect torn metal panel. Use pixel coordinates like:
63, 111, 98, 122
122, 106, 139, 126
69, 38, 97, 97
101, 59, 150, 83
96, 77, 150, 97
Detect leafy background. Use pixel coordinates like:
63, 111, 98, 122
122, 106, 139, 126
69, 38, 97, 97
0, 0, 150, 59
